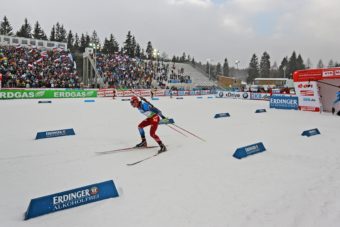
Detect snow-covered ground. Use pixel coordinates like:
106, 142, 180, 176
1, 96, 340, 227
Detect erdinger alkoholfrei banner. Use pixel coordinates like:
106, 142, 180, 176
25, 180, 119, 220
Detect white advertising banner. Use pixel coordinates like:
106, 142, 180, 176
216, 91, 251, 100
294, 81, 321, 112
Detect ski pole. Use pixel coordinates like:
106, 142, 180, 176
166, 124, 188, 137
171, 123, 206, 142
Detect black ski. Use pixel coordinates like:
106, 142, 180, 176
96, 146, 158, 155
126, 150, 167, 166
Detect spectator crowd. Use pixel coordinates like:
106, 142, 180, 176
92, 53, 193, 89
0, 45, 80, 88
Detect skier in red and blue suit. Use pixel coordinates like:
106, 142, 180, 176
130, 96, 167, 153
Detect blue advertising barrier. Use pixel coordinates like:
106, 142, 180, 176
302, 128, 320, 137
270, 95, 299, 110
255, 109, 266, 113
35, 128, 75, 140
214, 113, 230, 118
159, 118, 175, 125
25, 180, 119, 220
151, 97, 159, 100
176, 97, 184, 99
38, 100, 52, 104
233, 142, 266, 159
84, 99, 95, 103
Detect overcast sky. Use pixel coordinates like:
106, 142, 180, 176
1, 0, 340, 68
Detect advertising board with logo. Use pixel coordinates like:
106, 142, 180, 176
322, 69, 340, 77
294, 81, 321, 111
216, 91, 250, 99
270, 95, 299, 110
109, 89, 211, 98
98, 89, 115, 97
250, 93, 271, 101
25, 180, 119, 220
0, 90, 97, 100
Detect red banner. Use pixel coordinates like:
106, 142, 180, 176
294, 68, 340, 82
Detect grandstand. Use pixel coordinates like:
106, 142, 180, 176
82, 48, 217, 89
1, 35, 216, 90
0, 38, 79, 88
168, 62, 217, 88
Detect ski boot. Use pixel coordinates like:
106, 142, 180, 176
135, 139, 147, 148
158, 143, 167, 154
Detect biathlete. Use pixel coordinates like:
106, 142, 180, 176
130, 96, 167, 153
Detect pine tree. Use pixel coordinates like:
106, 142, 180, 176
55, 23, 61, 41
187, 55, 191, 62
16, 18, 32, 38
279, 57, 289, 78
74, 33, 80, 51
85, 33, 91, 48
123, 31, 133, 56
328, 59, 334, 68
80, 33, 87, 52
135, 44, 141, 58
270, 61, 279, 78
50, 25, 56, 41
0, 16, 13, 35
247, 54, 259, 83
191, 57, 196, 66
223, 58, 229, 76
146, 41, 153, 59
59, 25, 67, 42
317, 59, 324, 68
180, 52, 186, 62
110, 34, 119, 53
206, 61, 210, 74
211, 65, 217, 80
306, 58, 312, 69
32, 21, 47, 40
54, 23, 67, 42
259, 51, 271, 78
296, 54, 305, 70
91, 30, 100, 48
216, 62, 222, 76
161, 52, 168, 61
287, 51, 297, 78
172, 55, 177, 62
131, 36, 136, 58
67, 30, 74, 51
102, 34, 119, 54
102, 38, 110, 54
141, 49, 146, 59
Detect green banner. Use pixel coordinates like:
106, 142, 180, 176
0, 90, 97, 100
